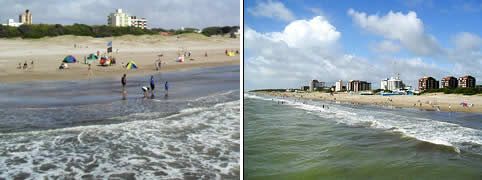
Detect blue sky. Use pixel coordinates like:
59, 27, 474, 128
244, 0, 482, 90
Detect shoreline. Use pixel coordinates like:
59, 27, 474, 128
250, 91, 482, 114
0, 60, 239, 83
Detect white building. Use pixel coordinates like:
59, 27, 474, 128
131, 16, 147, 29
2, 19, 23, 27
381, 73, 405, 91
381, 78, 388, 90
108, 9, 132, 27
335, 80, 343, 92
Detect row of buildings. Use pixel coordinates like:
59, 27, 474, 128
2, 9, 32, 27
419, 76, 476, 92
301, 75, 476, 93
303, 79, 372, 92
107, 9, 148, 29
2, 9, 149, 29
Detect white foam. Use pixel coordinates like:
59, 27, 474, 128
261, 95, 482, 154
0, 100, 240, 179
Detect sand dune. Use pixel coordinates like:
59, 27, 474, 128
0, 34, 240, 82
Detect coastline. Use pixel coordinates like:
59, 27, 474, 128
250, 91, 482, 113
0, 60, 239, 83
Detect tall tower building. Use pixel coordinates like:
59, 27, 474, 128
19, 9, 32, 24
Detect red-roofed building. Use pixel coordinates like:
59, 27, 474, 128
418, 77, 439, 92
458, 76, 476, 88
441, 76, 458, 88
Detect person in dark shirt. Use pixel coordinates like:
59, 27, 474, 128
122, 74, 127, 99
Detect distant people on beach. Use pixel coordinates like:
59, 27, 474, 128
59, 62, 68, 70
142, 86, 150, 98
23, 61, 28, 69
164, 81, 169, 96
150, 76, 155, 97
122, 74, 127, 99
88, 64, 93, 79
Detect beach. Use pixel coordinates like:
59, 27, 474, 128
0, 66, 240, 179
0, 34, 239, 83
252, 91, 482, 113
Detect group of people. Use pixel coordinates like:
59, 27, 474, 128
225, 49, 239, 55
59, 62, 68, 69
121, 74, 169, 99
17, 61, 33, 70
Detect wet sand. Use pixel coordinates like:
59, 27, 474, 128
252, 91, 482, 113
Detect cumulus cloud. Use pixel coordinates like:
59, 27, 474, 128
269, 16, 341, 51
347, 8, 443, 57
451, 32, 482, 52
370, 40, 402, 53
0, 0, 239, 29
243, 14, 463, 90
247, 0, 295, 21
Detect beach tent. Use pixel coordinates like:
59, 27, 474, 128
227, 52, 235, 56
126, 61, 138, 69
63, 55, 77, 63
87, 54, 97, 59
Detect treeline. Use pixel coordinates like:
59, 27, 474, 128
0, 24, 240, 39
0, 24, 155, 38
422, 87, 481, 95
201, 26, 239, 37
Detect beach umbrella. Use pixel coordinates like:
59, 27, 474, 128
63, 55, 76, 63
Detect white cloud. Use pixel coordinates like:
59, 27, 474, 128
269, 16, 341, 50
347, 8, 443, 56
247, 0, 295, 21
370, 40, 402, 53
451, 32, 482, 52
244, 15, 455, 90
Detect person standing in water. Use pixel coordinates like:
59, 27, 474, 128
150, 76, 155, 97
121, 74, 127, 99
164, 81, 168, 97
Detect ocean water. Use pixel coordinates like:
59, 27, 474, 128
245, 93, 482, 179
0, 66, 240, 179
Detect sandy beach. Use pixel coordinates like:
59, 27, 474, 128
0, 34, 240, 82
252, 91, 482, 113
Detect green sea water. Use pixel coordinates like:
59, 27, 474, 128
244, 93, 482, 179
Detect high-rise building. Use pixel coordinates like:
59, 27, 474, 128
309, 80, 325, 92
458, 76, 476, 88
347, 80, 371, 92
108, 9, 132, 27
19, 9, 32, 25
418, 77, 439, 92
335, 80, 343, 92
441, 76, 458, 88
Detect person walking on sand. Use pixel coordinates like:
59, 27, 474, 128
121, 74, 127, 99
88, 64, 93, 79
150, 76, 155, 97
164, 81, 169, 97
